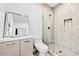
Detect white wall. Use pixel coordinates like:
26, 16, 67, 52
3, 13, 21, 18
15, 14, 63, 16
0, 12, 5, 38
0, 3, 42, 39
54, 3, 79, 55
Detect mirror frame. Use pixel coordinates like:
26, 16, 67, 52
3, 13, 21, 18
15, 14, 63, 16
3, 11, 29, 38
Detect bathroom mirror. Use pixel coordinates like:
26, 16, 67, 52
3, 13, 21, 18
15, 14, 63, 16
3, 11, 29, 38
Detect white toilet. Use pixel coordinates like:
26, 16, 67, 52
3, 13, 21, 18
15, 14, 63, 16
35, 39, 48, 56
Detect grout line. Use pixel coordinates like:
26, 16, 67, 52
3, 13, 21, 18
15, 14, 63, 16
48, 50, 55, 56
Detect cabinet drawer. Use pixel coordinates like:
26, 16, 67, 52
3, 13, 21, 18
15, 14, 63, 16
21, 39, 33, 46
20, 39, 33, 56
1, 40, 19, 56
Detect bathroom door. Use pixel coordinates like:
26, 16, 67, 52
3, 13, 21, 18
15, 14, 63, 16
43, 13, 53, 45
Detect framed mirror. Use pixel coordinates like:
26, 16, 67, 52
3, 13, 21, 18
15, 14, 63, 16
3, 11, 29, 38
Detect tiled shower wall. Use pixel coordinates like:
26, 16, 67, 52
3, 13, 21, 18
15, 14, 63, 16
54, 3, 79, 55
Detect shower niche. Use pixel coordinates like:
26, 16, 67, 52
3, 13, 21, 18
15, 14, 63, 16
3, 12, 29, 38
64, 18, 72, 27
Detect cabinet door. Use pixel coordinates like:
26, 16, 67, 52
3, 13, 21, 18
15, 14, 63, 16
1, 40, 19, 56
21, 39, 33, 56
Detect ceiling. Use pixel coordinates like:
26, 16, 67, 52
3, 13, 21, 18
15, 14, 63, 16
46, 3, 59, 8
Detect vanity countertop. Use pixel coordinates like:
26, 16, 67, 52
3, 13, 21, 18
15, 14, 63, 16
0, 35, 34, 42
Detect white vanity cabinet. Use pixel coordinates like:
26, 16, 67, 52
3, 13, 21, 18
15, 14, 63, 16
0, 40, 19, 56
20, 38, 33, 56
0, 38, 34, 56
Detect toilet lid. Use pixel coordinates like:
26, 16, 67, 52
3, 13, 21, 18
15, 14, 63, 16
37, 43, 48, 49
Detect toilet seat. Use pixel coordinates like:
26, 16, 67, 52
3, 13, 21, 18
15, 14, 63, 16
35, 42, 48, 52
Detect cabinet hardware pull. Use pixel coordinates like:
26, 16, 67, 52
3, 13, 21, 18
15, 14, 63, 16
25, 41, 29, 43
6, 43, 15, 46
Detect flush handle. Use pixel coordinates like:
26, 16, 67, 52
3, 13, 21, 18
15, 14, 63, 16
6, 43, 15, 46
